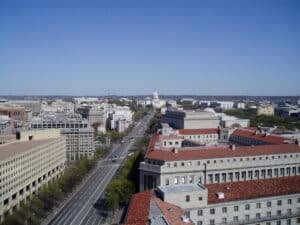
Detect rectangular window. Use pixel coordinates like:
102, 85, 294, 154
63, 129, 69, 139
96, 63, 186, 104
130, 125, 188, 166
208, 174, 213, 183
288, 199, 292, 204
234, 206, 238, 212
274, 168, 278, 176
209, 219, 215, 225
222, 218, 227, 223
267, 211, 271, 217
222, 207, 227, 213
174, 177, 179, 184
248, 171, 253, 179
233, 216, 238, 222
197, 222, 202, 225
210, 208, 215, 215
245, 204, 250, 210
256, 213, 261, 219
277, 210, 281, 216
277, 200, 282, 206
215, 174, 220, 182
256, 203, 261, 209
267, 201, 272, 207
197, 210, 203, 216
287, 209, 292, 215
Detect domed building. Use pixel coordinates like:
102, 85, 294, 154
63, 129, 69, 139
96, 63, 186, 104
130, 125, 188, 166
151, 91, 166, 109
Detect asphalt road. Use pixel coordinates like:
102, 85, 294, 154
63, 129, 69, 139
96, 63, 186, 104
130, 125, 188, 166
48, 112, 154, 225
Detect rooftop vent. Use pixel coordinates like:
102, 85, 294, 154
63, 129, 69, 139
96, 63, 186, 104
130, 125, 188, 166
217, 192, 225, 199
230, 144, 236, 150
172, 148, 178, 154
181, 215, 190, 223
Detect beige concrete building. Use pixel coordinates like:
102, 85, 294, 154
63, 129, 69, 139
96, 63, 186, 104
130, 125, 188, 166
161, 109, 220, 129
0, 129, 66, 220
258, 106, 275, 116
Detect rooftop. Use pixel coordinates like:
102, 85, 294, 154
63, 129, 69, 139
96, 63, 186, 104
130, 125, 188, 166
207, 176, 300, 204
123, 190, 194, 225
146, 134, 300, 161
179, 128, 219, 135
0, 138, 59, 160
158, 184, 205, 194
232, 128, 291, 144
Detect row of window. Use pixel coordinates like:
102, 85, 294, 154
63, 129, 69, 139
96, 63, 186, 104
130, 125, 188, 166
197, 218, 293, 225
161, 153, 299, 169
207, 166, 300, 183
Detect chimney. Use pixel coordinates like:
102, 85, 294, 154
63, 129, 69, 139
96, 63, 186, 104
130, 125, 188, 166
230, 144, 236, 150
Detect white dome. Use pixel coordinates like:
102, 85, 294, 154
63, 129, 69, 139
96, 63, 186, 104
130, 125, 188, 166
153, 91, 159, 100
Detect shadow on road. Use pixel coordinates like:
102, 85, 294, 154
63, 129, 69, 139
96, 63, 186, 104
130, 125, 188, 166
93, 197, 110, 217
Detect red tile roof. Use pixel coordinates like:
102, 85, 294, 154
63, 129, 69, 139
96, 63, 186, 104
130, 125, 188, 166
145, 134, 300, 161
153, 197, 194, 225
179, 128, 219, 135
207, 176, 300, 204
123, 190, 194, 225
123, 190, 152, 225
232, 128, 291, 144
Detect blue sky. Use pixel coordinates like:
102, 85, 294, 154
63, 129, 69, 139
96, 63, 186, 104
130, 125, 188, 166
0, 0, 299, 96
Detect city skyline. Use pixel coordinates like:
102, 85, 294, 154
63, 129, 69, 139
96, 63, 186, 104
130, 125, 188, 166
1, 0, 300, 96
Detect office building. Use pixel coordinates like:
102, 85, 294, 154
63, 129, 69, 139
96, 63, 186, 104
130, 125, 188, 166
31, 114, 95, 160
161, 109, 220, 129
0, 129, 66, 220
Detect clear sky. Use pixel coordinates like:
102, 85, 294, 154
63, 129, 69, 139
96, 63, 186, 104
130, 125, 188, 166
0, 0, 299, 96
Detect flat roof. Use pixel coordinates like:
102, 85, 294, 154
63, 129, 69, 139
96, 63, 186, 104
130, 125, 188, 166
179, 128, 219, 135
158, 184, 205, 194
0, 138, 59, 160
207, 176, 300, 204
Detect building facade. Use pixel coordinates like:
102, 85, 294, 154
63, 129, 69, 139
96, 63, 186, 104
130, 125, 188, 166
0, 129, 66, 220
30, 114, 95, 160
139, 129, 300, 225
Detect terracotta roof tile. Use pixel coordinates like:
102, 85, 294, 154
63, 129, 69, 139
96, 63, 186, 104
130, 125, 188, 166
207, 176, 300, 204
232, 128, 291, 144
123, 190, 152, 225
145, 134, 300, 161
179, 128, 219, 135
153, 197, 194, 225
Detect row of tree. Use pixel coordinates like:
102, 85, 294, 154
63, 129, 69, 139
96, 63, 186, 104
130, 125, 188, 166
2, 156, 100, 225
105, 150, 143, 211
